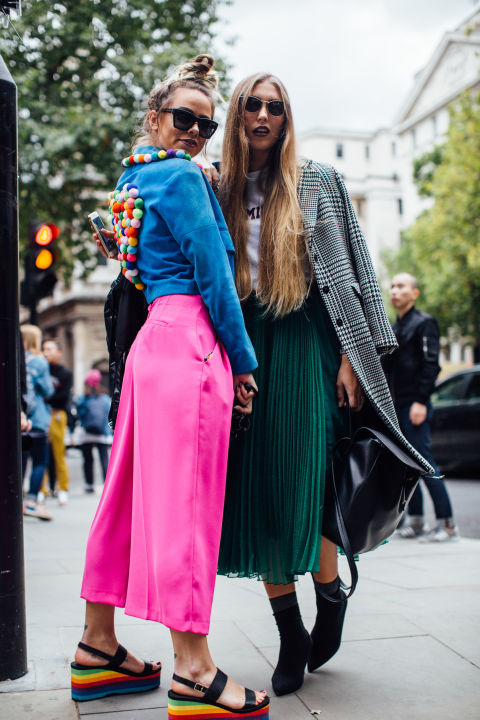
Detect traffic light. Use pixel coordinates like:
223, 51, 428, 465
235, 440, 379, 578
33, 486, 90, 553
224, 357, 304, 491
20, 221, 59, 314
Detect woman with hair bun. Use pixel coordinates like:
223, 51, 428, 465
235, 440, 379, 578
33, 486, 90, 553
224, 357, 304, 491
217, 73, 432, 696
73, 56, 269, 719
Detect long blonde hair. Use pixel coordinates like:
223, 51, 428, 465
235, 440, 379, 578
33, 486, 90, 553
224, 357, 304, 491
133, 54, 219, 150
21, 324, 42, 354
219, 73, 310, 316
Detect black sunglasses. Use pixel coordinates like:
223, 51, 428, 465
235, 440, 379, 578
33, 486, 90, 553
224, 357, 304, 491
241, 95, 285, 117
161, 108, 218, 139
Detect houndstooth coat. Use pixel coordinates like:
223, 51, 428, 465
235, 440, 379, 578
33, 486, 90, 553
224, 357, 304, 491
299, 158, 433, 474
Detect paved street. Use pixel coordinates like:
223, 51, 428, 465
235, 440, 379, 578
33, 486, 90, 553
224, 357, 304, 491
444, 478, 480, 539
0, 451, 479, 719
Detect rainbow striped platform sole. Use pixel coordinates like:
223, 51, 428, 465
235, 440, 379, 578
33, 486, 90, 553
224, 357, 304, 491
71, 664, 161, 701
167, 694, 270, 719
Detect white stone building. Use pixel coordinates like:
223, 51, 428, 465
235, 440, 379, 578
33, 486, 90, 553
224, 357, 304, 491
299, 9, 480, 274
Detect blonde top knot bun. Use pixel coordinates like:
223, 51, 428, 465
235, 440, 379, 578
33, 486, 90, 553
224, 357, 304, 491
133, 53, 219, 150
172, 54, 218, 92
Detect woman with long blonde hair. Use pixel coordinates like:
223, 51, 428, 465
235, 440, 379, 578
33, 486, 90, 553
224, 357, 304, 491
21, 324, 54, 521
217, 73, 432, 696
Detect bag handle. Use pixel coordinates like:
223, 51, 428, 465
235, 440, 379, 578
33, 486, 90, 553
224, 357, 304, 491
317, 452, 359, 603
318, 401, 357, 603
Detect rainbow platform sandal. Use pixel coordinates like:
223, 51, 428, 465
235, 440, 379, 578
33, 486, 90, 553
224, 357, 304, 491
71, 642, 161, 701
167, 668, 270, 718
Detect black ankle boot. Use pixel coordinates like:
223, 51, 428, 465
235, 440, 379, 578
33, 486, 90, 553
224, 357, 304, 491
308, 576, 347, 672
270, 592, 312, 696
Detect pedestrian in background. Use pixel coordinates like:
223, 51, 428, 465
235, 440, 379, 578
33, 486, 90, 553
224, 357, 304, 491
76, 369, 111, 493
41, 339, 73, 506
216, 73, 433, 697
384, 273, 458, 542
21, 324, 54, 521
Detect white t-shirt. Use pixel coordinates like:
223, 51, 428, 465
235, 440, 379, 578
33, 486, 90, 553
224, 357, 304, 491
245, 169, 312, 290
245, 170, 264, 289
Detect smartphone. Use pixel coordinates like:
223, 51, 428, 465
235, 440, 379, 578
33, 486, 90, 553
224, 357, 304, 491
88, 211, 118, 259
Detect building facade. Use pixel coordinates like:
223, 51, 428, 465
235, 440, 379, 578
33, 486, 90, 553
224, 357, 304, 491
299, 9, 480, 272
24, 261, 117, 396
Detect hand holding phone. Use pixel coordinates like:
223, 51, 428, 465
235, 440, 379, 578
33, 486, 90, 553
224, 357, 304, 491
88, 211, 118, 259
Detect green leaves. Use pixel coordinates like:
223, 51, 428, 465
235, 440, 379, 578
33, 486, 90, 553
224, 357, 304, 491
387, 90, 480, 347
1, 0, 230, 284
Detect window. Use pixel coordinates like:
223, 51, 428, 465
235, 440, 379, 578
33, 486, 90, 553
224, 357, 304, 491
397, 198, 403, 215
355, 199, 364, 218
412, 128, 417, 149
365, 144, 370, 160
391, 141, 396, 157
432, 115, 438, 137
465, 373, 480, 400
336, 143, 343, 159
431, 376, 466, 404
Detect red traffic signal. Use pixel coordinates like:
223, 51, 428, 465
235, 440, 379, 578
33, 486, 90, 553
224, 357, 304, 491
32, 223, 59, 270
20, 221, 60, 308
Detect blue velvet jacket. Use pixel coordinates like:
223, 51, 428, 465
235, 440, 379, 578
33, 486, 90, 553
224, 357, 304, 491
116, 148, 257, 375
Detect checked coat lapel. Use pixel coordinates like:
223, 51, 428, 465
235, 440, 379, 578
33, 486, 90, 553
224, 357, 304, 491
298, 158, 433, 474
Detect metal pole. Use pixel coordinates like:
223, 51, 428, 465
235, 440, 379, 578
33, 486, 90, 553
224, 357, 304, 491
0, 53, 27, 681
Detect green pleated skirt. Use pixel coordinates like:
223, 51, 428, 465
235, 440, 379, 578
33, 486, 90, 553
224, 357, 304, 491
218, 290, 347, 585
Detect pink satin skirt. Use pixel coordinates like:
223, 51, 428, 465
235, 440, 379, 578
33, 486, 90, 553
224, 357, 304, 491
81, 295, 233, 634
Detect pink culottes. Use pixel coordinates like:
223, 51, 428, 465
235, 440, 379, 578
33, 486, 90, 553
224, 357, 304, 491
81, 295, 233, 634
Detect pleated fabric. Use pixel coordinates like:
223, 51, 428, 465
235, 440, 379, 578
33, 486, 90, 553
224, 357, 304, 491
81, 295, 233, 634
218, 290, 346, 585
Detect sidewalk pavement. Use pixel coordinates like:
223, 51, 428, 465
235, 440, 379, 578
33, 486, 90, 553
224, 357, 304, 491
1, 451, 479, 720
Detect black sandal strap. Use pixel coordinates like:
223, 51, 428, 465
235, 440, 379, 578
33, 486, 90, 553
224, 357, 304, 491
172, 673, 208, 694
172, 668, 228, 703
77, 642, 127, 668
111, 644, 128, 667
204, 668, 228, 703
244, 687, 256, 707
77, 642, 115, 663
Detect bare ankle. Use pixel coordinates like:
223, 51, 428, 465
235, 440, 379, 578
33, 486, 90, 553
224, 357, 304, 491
80, 629, 117, 652
174, 655, 215, 680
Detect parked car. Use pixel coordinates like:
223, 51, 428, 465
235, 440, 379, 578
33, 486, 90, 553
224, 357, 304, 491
430, 365, 480, 474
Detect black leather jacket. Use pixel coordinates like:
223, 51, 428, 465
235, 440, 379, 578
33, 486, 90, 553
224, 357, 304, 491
382, 306, 440, 408
104, 272, 148, 428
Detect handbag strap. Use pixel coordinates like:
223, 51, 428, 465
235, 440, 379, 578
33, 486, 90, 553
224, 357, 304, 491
323, 452, 359, 602
318, 401, 357, 604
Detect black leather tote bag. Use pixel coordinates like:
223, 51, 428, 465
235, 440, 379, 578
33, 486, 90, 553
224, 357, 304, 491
322, 425, 425, 599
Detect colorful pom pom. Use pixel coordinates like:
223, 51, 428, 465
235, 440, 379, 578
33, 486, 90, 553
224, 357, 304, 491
111, 150, 196, 291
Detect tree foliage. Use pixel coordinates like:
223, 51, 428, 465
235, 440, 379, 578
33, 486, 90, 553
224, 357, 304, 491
0, 0, 230, 282
411, 145, 444, 198
386, 90, 480, 349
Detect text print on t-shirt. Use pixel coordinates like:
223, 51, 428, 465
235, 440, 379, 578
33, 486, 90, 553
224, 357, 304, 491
247, 204, 262, 220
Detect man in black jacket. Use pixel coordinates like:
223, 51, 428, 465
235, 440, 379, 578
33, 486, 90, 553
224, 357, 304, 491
384, 273, 458, 542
